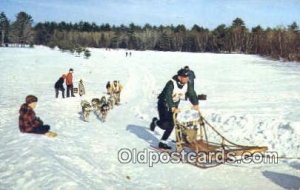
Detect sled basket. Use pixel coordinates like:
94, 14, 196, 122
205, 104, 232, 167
173, 109, 268, 158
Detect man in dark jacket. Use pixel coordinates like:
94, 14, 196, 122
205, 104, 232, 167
106, 81, 111, 95
150, 68, 199, 149
54, 75, 65, 98
19, 95, 51, 134
184, 65, 196, 89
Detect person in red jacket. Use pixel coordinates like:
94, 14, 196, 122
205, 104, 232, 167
66, 68, 75, 97
19, 95, 50, 134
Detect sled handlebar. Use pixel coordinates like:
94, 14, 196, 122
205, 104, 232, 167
172, 107, 202, 124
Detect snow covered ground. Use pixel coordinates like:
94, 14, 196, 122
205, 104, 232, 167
0, 46, 299, 189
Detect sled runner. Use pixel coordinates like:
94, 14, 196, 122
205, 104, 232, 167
149, 145, 173, 153
173, 109, 268, 167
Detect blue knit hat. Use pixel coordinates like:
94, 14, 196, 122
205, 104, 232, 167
177, 68, 189, 77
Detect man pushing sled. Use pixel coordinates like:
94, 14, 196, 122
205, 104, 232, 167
150, 68, 199, 150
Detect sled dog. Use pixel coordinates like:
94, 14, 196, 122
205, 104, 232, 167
81, 100, 93, 122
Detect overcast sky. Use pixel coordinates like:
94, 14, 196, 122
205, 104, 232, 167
1, 0, 300, 29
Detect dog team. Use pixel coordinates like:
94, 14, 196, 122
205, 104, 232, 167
54, 68, 123, 122
80, 88, 121, 123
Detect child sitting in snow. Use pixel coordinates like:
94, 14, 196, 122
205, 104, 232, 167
78, 79, 85, 97
19, 95, 56, 137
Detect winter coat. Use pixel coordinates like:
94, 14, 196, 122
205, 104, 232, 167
79, 82, 85, 96
158, 75, 198, 110
106, 82, 111, 89
111, 83, 123, 93
106, 82, 113, 94
188, 70, 196, 83
19, 103, 43, 133
54, 77, 65, 89
66, 73, 73, 85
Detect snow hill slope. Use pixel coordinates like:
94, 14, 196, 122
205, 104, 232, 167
0, 46, 299, 189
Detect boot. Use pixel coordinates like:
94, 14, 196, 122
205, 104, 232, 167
45, 131, 57, 138
150, 117, 158, 131
158, 142, 172, 149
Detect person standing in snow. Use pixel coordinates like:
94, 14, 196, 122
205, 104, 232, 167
78, 79, 85, 97
150, 68, 199, 149
19, 95, 55, 137
184, 65, 196, 89
66, 68, 75, 97
111, 80, 123, 105
54, 75, 65, 98
106, 81, 112, 95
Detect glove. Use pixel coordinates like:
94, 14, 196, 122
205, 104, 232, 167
198, 94, 207, 100
171, 107, 181, 113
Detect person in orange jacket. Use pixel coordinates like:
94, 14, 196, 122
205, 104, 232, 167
66, 68, 75, 97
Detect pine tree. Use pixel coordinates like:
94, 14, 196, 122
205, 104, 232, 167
230, 18, 248, 52
156, 31, 171, 51
9, 11, 34, 46
0, 12, 9, 46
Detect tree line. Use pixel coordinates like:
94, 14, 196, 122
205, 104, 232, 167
1, 11, 299, 61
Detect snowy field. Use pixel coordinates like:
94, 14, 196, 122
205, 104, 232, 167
0, 46, 299, 189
